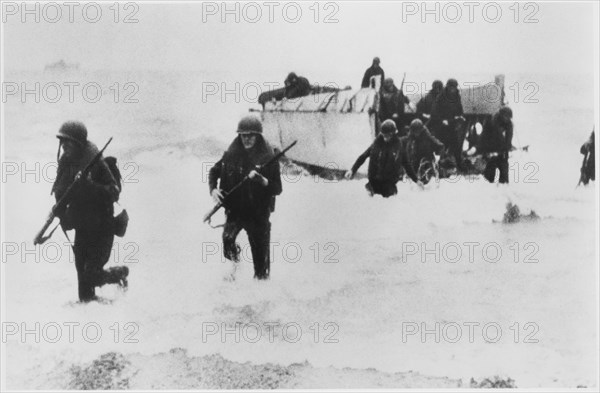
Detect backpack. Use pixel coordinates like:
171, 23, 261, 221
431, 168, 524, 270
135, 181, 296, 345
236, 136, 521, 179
104, 156, 122, 192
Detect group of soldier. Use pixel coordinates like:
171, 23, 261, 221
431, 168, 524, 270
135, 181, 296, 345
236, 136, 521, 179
45, 116, 282, 302
352, 56, 515, 197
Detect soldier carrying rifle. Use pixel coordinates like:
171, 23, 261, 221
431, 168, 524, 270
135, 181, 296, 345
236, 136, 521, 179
40, 122, 129, 302
208, 116, 283, 280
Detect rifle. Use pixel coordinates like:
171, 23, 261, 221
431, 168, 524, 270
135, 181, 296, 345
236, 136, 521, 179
203, 140, 297, 224
33, 137, 113, 245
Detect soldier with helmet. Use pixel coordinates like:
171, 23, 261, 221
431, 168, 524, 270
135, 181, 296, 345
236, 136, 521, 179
346, 119, 420, 197
404, 119, 445, 184
477, 106, 514, 184
428, 78, 465, 168
52, 121, 129, 302
208, 116, 283, 280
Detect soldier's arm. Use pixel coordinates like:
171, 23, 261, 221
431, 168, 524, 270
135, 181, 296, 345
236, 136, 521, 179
350, 145, 372, 175
361, 70, 370, 88
504, 124, 514, 152
457, 96, 464, 116
426, 129, 445, 153
208, 156, 224, 193
265, 159, 282, 196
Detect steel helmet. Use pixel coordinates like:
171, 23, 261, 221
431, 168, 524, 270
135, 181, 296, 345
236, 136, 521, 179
56, 121, 87, 146
237, 116, 263, 134
380, 119, 397, 135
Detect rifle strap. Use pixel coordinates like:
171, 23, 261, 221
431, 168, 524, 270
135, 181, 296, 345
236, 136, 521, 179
61, 227, 72, 245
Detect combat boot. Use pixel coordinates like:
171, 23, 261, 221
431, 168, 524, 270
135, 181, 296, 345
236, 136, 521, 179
107, 266, 129, 289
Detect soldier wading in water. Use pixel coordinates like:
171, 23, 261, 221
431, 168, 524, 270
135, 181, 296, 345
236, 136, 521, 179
52, 122, 129, 302
209, 116, 283, 280
346, 119, 421, 197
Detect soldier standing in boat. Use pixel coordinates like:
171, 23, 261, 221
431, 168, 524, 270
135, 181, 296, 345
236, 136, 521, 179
209, 116, 283, 280
416, 80, 443, 120
477, 106, 514, 184
361, 57, 385, 89
345, 119, 420, 197
428, 78, 465, 168
379, 78, 410, 136
52, 122, 129, 302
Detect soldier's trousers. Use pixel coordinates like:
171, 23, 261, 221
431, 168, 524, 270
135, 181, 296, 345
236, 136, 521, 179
366, 180, 397, 198
73, 228, 116, 302
484, 156, 509, 184
223, 213, 271, 279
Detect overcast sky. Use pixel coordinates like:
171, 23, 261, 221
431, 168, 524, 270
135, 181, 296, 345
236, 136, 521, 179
3, 1, 598, 81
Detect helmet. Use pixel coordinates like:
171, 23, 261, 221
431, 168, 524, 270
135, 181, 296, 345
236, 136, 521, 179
499, 106, 513, 119
286, 72, 298, 83
446, 78, 459, 88
237, 116, 263, 134
380, 119, 397, 135
432, 80, 443, 91
56, 121, 87, 146
410, 118, 424, 131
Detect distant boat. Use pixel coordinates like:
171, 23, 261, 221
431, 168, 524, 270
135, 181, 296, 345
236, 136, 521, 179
258, 75, 506, 174
44, 60, 80, 72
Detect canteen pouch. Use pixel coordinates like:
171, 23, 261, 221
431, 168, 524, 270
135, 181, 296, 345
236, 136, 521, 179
114, 209, 129, 237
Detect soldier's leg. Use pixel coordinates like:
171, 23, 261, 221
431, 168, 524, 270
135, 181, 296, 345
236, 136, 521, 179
380, 182, 397, 198
483, 157, 498, 183
82, 231, 117, 289
73, 230, 96, 302
367, 180, 384, 196
498, 157, 510, 184
246, 216, 271, 279
364, 182, 375, 196
223, 214, 243, 263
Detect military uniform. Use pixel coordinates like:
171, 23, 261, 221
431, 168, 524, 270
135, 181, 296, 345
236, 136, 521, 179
478, 107, 514, 184
52, 122, 128, 302
349, 120, 418, 197
208, 117, 282, 279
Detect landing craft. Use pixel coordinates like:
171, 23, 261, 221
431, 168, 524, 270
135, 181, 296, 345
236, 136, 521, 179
256, 75, 507, 177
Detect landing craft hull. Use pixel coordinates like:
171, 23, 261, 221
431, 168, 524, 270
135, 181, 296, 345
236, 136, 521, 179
260, 75, 505, 173
262, 111, 376, 172
261, 88, 378, 173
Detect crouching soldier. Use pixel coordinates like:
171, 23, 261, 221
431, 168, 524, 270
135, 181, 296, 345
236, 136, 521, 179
477, 106, 514, 184
404, 119, 445, 184
52, 122, 128, 302
345, 119, 420, 197
209, 116, 282, 280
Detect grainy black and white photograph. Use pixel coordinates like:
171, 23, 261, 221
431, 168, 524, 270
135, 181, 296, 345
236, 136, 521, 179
1, 0, 598, 391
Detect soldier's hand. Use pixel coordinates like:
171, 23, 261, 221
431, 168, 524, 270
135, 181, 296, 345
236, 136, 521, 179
392, 113, 399, 119
211, 189, 225, 203
417, 180, 425, 189
249, 170, 268, 186
344, 170, 354, 180
442, 120, 449, 126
